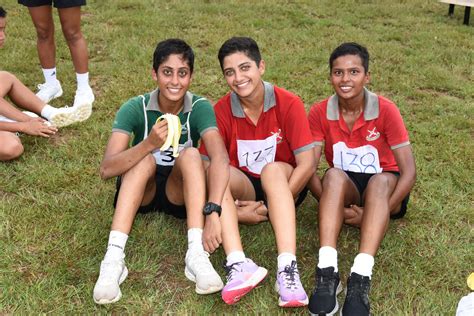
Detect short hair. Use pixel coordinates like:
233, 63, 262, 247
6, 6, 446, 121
152, 38, 194, 74
217, 37, 262, 71
0, 7, 6, 18
329, 42, 369, 73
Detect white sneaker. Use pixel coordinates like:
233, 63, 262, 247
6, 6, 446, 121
36, 81, 63, 103
185, 249, 224, 294
93, 259, 128, 305
48, 102, 92, 127
73, 87, 95, 108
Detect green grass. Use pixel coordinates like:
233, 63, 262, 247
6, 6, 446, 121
1, 0, 473, 314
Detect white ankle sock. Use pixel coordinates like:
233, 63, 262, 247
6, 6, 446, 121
277, 252, 296, 270
104, 230, 128, 261
187, 228, 204, 252
226, 251, 246, 265
40, 104, 57, 120
76, 72, 90, 91
351, 253, 374, 279
42, 68, 58, 84
318, 246, 338, 272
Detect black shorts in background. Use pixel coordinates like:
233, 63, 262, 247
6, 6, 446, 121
113, 166, 187, 219
18, 0, 86, 8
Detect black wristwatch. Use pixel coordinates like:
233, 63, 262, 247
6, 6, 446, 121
203, 202, 222, 216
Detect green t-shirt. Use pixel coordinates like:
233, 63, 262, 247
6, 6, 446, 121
112, 89, 217, 148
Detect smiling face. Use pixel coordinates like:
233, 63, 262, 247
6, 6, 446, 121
0, 17, 6, 48
330, 54, 370, 103
152, 53, 192, 106
222, 51, 265, 100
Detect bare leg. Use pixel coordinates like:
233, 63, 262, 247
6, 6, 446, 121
27, 6, 56, 69
58, 7, 88, 74
0, 131, 23, 161
359, 173, 398, 256
318, 168, 360, 248
111, 154, 156, 234
261, 162, 296, 254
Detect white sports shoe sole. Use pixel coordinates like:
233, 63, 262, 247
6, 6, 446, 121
93, 265, 129, 305
49, 103, 92, 127
184, 266, 224, 295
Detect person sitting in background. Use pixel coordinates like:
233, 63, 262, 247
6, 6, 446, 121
0, 6, 93, 161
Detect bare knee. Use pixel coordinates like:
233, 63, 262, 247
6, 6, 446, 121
123, 154, 156, 180
0, 135, 24, 161
0, 71, 16, 94
366, 173, 396, 197
175, 147, 201, 166
62, 28, 83, 45
35, 24, 54, 42
322, 168, 348, 188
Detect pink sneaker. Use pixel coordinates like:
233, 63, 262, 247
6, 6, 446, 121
275, 260, 308, 307
221, 258, 267, 305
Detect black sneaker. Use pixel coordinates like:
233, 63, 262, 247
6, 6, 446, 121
341, 272, 371, 316
308, 267, 342, 315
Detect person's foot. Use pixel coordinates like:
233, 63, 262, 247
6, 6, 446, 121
36, 80, 63, 103
184, 249, 223, 294
341, 272, 371, 316
275, 260, 308, 307
73, 86, 95, 109
48, 103, 92, 127
222, 258, 268, 305
308, 267, 342, 315
93, 259, 128, 304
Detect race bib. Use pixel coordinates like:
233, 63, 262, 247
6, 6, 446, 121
152, 143, 187, 166
332, 142, 382, 174
237, 134, 277, 175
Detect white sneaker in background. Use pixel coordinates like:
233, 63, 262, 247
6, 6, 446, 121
73, 86, 95, 108
36, 80, 63, 103
185, 249, 224, 294
93, 259, 128, 305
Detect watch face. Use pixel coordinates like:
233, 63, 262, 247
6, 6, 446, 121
203, 202, 221, 216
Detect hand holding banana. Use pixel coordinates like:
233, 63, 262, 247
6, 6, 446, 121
156, 114, 182, 158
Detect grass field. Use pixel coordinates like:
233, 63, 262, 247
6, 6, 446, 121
0, 0, 473, 314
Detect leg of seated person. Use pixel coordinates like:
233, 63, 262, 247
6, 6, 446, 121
319, 168, 359, 248
358, 173, 398, 256
0, 71, 46, 115
111, 154, 156, 234
0, 132, 23, 161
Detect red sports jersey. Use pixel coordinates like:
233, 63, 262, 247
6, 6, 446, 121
308, 88, 409, 173
201, 81, 315, 178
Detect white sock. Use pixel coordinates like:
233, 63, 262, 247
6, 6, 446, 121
226, 251, 246, 265
40, 104, 58, 120
104, 230, 128, 261
277, 252, 296, 270
42, 68, 58, 84
76, 72, 90, 91
318, 246, 338, 272
187, 228, 204, 252
351, 253, 375, 279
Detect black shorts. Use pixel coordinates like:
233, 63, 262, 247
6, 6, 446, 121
344, 170, 410, 219
113, 166, 187, 219
244, 172, 308, 208
18, 0, 86, 8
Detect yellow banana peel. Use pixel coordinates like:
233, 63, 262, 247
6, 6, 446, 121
156, 114, 182, 157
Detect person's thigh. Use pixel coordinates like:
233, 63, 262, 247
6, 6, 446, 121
57, 6, 81, 35
229, 166, 257, 201
0, 71, 14, 97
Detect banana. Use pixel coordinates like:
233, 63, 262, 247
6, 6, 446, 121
156, 114, 182, 157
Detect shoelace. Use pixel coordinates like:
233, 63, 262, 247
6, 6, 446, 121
224, 261, 243, 282
346, 276, 370, 301
279, 261, 299, 290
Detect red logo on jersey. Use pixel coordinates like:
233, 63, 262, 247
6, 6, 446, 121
366, 127, 380, 141
271, 129, 283, 144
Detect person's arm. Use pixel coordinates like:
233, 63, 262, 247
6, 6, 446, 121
308, 145, 323, 200
389, 145, 416, 212
200, 129, 229, 253
100, 119, 168, 179
289, 148, 316, 198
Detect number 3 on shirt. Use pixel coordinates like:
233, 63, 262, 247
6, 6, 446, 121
332, 141, 382, 174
